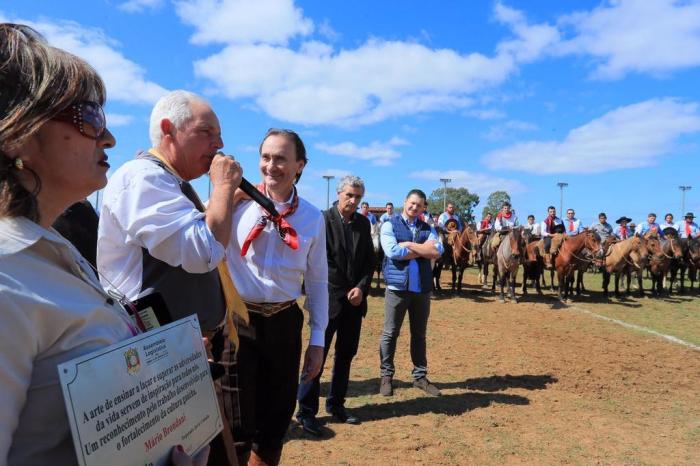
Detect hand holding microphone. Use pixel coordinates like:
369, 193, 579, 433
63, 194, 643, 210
211, 152, 280, 217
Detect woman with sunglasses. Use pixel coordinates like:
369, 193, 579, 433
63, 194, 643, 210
0, 24, 207, 466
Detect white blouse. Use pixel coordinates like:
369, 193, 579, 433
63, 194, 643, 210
0, 216, 134, 466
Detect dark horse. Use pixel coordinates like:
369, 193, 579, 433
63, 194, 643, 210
669, 235, 700, 293
647, 230, 683, 296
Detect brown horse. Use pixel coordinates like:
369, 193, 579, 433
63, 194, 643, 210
450, 226, 478, 293
496, 227, 526, 303
553, 230, 603, 301
603, 236, 651, 298
647, 232, 683, 295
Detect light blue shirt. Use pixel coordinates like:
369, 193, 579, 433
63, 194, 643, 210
613, 225, 632, 240
380, 215, 444, 293
635, 221, 662, 237
678, 221, 700, 239
379, 212, 398, 223
564, 218, 584, 236
361, 211, 377, 225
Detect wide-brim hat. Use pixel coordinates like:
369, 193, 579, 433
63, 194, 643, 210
662, 227, 679, 237
616, 216, 632, 224
551, 223, 566, 234
444, 218, 459, 231
685, 212, 695, 219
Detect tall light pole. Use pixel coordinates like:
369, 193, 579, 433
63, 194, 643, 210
439, 178, 451, 212
557, 182, 568, 215
679, 185, 692, 214
322, 175, 335, 209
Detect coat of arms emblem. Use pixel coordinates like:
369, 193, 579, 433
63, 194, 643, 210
124, 348, 141, 375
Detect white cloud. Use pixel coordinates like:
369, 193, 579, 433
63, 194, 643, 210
494, 1, 561, 63
118, 0, 164, 13
5, 16, 167, 105
409, 169, 527, 195
483, 119, 538, 141
482, 98, 700, 173
106, 113, 135, 126
193, 40, 517, 126
315, 137, 408, 166
556, 0, 700, 79
188, 1, 559, 126
174, 0, 313, 45
468, 108, 507, 120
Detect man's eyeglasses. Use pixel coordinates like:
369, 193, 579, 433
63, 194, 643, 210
52, 101, 107, 140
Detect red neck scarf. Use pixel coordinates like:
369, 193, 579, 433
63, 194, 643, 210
497, 211, 512, 220
544, 216, 555, 233
240, 184, 299, 256
686, 221, 692, 237
569, 220, 574, 231
480, 219, 491, 229
620, 226, 628, 239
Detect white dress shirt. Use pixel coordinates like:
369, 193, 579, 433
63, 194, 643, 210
524, 222, 541, 236
98, 158, 225, 300
225, 190, 328, 347
494, 213, 519, 231
0, 217, 134, 466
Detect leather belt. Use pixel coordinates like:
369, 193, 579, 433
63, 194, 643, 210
243, 299, 297, 317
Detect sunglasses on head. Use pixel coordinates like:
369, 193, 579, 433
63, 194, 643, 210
52, 101, 106, 140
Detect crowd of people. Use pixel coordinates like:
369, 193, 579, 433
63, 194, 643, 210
2, 23, 698, 466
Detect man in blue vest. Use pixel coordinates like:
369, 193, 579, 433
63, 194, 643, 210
379, 189, 444, 397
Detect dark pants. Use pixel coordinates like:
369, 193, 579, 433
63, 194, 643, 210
544, 236, 552, 253
379, 289, 431, 380
232, 304, 303, 455
297, 299, 363, 417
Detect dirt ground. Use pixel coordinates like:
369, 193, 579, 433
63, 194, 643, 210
281, 272, 700, 465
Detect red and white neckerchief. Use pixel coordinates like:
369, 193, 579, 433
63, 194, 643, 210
240, 183, 299, 256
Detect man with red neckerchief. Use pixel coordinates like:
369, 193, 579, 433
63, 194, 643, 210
224, 129, 327, 466
490, 201, 519, 251
678, 212, 700, 239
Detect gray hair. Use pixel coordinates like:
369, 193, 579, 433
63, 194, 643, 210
336, 175, 365, 194
149, 90, 207, 147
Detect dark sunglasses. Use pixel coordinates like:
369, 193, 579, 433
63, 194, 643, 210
52, 101, 107, 140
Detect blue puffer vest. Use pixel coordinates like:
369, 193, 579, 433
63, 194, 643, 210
383, 216, 433, 293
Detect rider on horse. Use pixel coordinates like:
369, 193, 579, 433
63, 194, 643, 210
540, 205, 565, 266
613, 216, 633, 240
491, 202, 518, 251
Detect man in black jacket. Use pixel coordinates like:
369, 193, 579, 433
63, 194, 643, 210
296, 175, 376, 436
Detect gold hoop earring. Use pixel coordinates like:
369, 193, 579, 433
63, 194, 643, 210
13, 158, 24, 170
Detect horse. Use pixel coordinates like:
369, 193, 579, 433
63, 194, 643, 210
669, 236, 700, 293
370, 222, 384, 289
480, 230, 501, 293
522, 234, 545, 295
495, 227, 526, 303
602, 236, 651, 298
432, 226, 455, 292
451, 226, 478, 293
552, 229, 603, 301
475, 228, 491, 285
647, 231, 683, 296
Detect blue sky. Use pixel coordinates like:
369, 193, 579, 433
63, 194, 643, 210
3, 0, 700, 225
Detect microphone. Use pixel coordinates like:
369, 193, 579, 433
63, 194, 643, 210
239, 177, 281, 218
